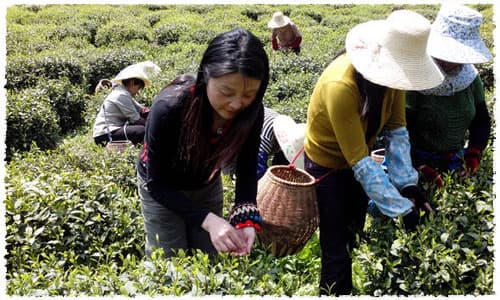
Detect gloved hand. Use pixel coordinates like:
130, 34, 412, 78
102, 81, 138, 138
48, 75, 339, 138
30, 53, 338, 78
417, 164, 444, 188
462, 147, 481, 177
401, 185, 434, 214
402, 210, 420, 231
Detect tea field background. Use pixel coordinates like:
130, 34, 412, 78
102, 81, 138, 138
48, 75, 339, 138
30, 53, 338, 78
2, 3, 495, 296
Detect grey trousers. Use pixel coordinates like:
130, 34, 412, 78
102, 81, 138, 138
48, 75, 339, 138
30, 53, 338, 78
137, 174, 223, 257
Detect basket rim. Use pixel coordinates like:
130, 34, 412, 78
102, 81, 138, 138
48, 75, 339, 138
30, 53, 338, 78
266, 165, 316, 186
109, 140, 133, 145
371, 148, 385, 157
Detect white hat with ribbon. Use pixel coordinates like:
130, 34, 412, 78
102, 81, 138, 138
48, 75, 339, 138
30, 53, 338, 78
113, 61, 161, 88
273, 115, 305, 170
346, 9, 444, 90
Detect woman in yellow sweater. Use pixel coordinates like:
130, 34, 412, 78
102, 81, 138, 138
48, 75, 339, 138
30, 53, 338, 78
304, 10, 443, 295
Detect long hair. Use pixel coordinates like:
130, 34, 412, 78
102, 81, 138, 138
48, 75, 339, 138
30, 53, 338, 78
178, 28, 269, 173
335, 49, 386, 143
354, 70, 386, 144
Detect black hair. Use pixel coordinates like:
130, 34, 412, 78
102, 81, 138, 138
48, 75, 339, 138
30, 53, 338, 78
122, 78, 145, 89
354, 70, 385, 144
334, 48, 385, 144
175, 28, 269, 172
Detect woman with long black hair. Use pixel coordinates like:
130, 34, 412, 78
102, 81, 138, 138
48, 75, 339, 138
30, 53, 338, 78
136, 28, 269, 258
304, 10, 443, 295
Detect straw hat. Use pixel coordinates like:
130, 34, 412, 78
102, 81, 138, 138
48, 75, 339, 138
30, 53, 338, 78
346, 10, 444, 90
427, 4, 492, 64
273, 115, 305, 170
268, 12, 291, 29
113, 61, 161, 88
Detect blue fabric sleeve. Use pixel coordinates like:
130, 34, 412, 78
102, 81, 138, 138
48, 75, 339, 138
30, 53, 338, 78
383, 127, 418, 190
256, 150, 269, 180
353, 156, 414, 218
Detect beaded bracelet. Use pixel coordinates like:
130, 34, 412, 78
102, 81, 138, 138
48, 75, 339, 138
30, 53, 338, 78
229, 202, 263, 232
235, 220, 262, 232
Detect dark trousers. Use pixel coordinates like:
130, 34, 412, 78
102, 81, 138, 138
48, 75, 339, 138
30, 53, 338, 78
304, 153, 368, 296
94, 125, 145, 145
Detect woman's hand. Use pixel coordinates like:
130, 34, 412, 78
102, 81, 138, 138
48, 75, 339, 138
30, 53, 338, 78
234, 226, 256, 256
201, 212, 247, 254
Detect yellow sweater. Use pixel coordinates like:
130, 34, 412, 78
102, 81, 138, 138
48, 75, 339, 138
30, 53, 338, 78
305, 54, 406, 169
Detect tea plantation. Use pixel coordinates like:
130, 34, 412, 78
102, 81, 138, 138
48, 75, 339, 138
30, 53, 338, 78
3, 3, 495, 296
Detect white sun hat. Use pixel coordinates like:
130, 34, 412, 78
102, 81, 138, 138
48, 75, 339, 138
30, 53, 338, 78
273, 115, 306, 170
346, 9, 444, 90
112, 61, 161, 88
267, 12, 291, 29
427, 4, 492, 64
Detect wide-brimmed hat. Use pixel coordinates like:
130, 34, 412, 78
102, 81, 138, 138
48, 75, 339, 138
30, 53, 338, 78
113, 61, 161, 88
273, 115, 305, 170
346, 10, 444, 90
427, 4, 492, 64
267, 12, 291, 29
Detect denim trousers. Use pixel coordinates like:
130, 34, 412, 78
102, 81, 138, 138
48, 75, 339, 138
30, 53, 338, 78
137, 173, 223, 257
304, 153, 368, 296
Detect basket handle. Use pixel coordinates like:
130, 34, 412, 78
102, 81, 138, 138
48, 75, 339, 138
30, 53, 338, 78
287, 146, 335, 183
288, 145, 304, 168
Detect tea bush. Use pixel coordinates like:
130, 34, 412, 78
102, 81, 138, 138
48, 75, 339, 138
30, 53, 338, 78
6, 54, 85, 90
153, 22, 189, 45
355, 145, 494, 295
6, 23, 55, 56
5, 137, 144, 275
35, 78, 89, 134
5, 89, 61, 158
94, 20, 153, 47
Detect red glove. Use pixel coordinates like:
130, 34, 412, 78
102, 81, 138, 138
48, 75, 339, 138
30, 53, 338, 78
463, 147, 481, 176
417, 164, 444, 188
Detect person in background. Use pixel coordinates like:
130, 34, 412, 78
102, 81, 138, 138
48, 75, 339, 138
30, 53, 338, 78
406, 4, 492, 187
268, 11, 302, 54
93, 61, 161, 145
256, 107, 305, 179
304, 10, 443, 295
223, 107, 305, 180
136, 28, 269, 258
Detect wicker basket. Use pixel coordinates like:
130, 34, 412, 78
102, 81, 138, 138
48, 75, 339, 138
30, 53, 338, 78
106, 140, 133, 153
256, 165, 319, 257
370, 148, 385, 165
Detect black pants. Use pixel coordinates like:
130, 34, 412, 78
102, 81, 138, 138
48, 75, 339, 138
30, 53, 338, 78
304, 153, 368, 296
94, 125, 145, 145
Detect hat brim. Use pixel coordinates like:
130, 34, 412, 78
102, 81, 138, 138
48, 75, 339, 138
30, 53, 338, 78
427, 32, 492, 64
112, 62, 161, 88
346, 20, 444, 90
113, 75, 152, 88
273, 115, 305, 170
267, 16, 291, 29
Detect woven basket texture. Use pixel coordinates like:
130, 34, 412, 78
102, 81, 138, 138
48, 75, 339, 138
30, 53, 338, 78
257, 165, 319, 257
106, 140, 133, 153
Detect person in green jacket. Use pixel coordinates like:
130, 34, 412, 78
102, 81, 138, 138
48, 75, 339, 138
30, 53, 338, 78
406, 4, 492, 187
304, 10, 444, 295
